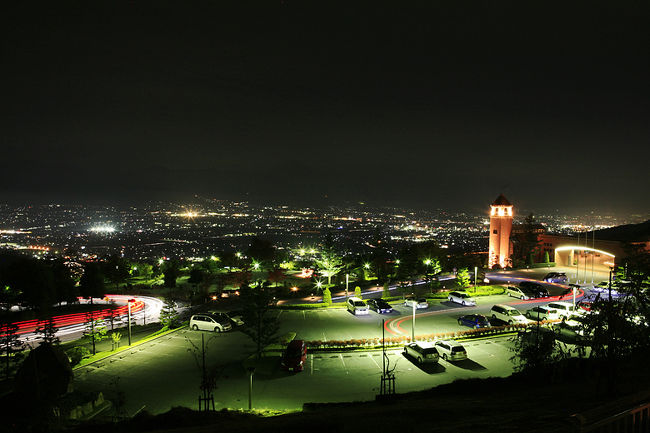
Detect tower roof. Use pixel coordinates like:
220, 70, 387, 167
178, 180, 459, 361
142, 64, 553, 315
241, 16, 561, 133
492, 194, 512, 206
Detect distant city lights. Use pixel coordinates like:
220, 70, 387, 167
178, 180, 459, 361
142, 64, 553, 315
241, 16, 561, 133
89, 225, 115, 233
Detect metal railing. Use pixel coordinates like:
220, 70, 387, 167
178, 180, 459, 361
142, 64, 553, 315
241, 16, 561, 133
573, 401, 650, 432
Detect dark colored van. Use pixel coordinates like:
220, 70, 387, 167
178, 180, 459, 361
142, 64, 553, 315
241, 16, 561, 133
281, 339, 307, 372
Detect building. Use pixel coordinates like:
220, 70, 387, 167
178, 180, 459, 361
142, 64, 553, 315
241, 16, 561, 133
488, 194, 513, 269
538, 220, 650, 273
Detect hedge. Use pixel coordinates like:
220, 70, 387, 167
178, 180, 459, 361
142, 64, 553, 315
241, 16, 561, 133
304, 320, 558, 351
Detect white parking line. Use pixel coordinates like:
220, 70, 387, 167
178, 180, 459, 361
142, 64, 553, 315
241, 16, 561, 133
369, 354, 382, 371
302, 311, 306, 320
310, 354, 314, 375
339, 354, 349, 374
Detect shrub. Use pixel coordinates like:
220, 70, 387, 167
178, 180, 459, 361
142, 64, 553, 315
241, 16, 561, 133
66, 346, 91, 366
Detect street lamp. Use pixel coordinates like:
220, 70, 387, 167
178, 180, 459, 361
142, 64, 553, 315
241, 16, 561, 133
474, 266, 478, 289
411, 300, 416, 342
345, 274, 349, 299
253, 262, 260, 270
127, 298, 135, 346
247, 366, 256, 410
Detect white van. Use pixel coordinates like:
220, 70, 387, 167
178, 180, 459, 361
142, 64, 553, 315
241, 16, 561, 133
347, 297, 369, 315
546, 301, 582, 319
489, 304, 527, 324
189, 314, 232, 332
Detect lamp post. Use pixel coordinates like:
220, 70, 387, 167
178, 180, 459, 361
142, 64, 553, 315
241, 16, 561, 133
345, 273, 349, 299
411, 300, 416, 342
474, 266, 478, 289
127, 298, 135, 346
247, 366, 256, 410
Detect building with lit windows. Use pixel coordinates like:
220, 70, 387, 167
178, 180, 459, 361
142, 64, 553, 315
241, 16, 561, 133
488, 194, 513, 269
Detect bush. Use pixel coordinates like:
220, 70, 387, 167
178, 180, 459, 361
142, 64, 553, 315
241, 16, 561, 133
66, 346, 91, 367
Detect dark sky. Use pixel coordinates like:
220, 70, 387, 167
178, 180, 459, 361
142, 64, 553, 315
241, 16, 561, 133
2, 1, 649, 213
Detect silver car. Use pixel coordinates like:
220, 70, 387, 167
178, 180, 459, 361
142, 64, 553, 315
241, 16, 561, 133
405, 297, 429, 309
190, 314, 232, 332
434, 339, 468, 362
447, 291, 476, 306
403, 342, 440, 364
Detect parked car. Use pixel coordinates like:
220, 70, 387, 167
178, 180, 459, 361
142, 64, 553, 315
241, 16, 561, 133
281, 339, 307, 372
208, 310, 244, 327
554, 316, 590, 339
403, 342, 440, 364
434, 340, 468, 361
526, 305, 560, 321
405, 297, 429, 309
519, 281, 550, 298
546, 301, 583, 319
457, 314, 491, 328
505, 286, 533, 300
367, 298, 393, 314
489, 304, 527, 324
447, 291, 477, 306
189, 314, 232, 332
347, 297, 369, 315
543, 272, 568, 283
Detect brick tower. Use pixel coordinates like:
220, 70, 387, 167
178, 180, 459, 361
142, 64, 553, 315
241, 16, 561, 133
488, 194, 513, 269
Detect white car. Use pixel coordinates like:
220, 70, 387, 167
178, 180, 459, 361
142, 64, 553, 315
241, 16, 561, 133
190, 314, 232, 332
489, 304, 527, 324
447, 291, 476, 306
434, 340, 467, 362
405, 297, 429, 309
505, 286, 532, 300
526, 306, 560, 321
347, 297, 369, 315
546, 301, 583, 319
403, 342, 439, 364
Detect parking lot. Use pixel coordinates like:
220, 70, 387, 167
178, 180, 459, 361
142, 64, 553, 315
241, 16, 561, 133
74, 328, 515, 415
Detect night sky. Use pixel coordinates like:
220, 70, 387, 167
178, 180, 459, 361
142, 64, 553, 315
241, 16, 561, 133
2, 1, 649, 213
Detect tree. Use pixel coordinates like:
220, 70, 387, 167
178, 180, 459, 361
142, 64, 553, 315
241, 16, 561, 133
79, 263, 105, 302
160, 296, 179, 329
382, 281, 391, 299
104, 255, 130, 291
314, 249, 343, 286
322, 287, 332, 306
163, 260, 180, 288
354, 286, 362, 299
239, 284, 279, 359
34, 317, 60, 345
83, 314, 107, 356
246, 237, 276, 266
0, 322, 24, 380
188, 268, 205, 286
456, 268, 470, 289
543, 251, 550, 265
267, 269, 286, 287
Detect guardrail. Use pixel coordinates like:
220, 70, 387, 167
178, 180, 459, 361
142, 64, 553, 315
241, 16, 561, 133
572, 400, 650, 432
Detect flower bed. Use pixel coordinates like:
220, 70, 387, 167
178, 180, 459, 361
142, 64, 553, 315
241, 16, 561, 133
305, 320, 556, 351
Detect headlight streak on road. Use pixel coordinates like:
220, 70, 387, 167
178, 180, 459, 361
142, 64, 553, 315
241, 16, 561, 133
10, 295, 164, 345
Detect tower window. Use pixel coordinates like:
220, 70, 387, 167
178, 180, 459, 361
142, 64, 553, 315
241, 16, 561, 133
493, 229, 498, 234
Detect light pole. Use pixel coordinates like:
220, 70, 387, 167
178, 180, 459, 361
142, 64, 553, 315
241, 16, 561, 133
572, 285, 577, 308
411, 300, 416, 342
474, 266, 478, 289
127, 298, 135, 345
345, 273, 349, 299
247, 366, 255, 410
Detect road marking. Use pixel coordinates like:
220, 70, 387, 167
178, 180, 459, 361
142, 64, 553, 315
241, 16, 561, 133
276, 311, 283, 319
302, 311, 306, 320
339, 354, 349, 374
369, 354, 382, 371
322, 332, 327, 342
310, 354, 314, 375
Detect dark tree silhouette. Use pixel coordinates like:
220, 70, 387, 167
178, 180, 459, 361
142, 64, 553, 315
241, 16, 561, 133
239, 284, 279, 359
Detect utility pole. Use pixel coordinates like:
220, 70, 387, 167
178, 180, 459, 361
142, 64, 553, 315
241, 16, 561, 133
127, 299, 134, 346
411, 301, 416, 342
